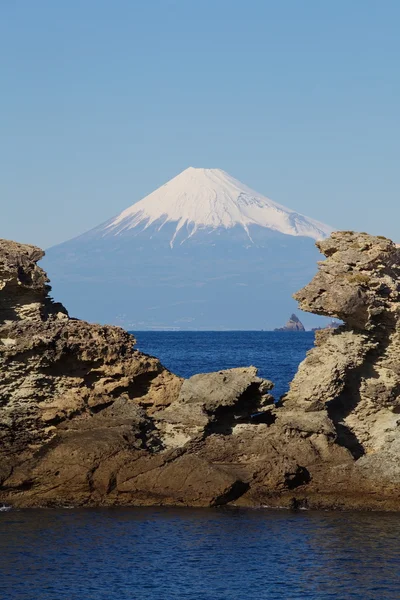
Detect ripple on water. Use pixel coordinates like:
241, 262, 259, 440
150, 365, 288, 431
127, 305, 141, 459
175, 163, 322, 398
1, 507, 400, 600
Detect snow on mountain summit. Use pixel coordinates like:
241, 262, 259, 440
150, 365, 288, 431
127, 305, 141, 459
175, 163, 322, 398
102, 167, 332, 246
45, 167, 333, 329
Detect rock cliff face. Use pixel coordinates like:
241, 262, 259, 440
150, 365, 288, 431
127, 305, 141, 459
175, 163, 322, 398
0, 231, 399, 510
284, 231, 400, 487
0, 239, 274, 507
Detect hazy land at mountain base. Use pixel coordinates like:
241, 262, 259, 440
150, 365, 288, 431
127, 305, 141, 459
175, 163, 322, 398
43, 167, 332, 330
44, 226, 328, 330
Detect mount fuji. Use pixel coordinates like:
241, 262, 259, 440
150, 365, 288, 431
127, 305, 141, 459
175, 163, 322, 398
43, 168, 334, 330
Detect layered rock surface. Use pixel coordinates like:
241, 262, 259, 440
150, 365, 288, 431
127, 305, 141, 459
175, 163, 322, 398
0, 231, 399, 510
284, 231, 400, 488
0, 240, 275, 507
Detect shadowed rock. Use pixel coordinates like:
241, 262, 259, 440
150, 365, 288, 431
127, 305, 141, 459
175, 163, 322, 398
154, 367, 274, 446
0, 239, 272, 507
1, 231, 399, 510
284, 231, 400, 474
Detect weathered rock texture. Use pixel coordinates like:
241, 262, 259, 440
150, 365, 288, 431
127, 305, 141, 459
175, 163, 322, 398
0, 239, 274, 507
275, 313, 305, 332
282, 231, 400, 498
0, 231, 399, 510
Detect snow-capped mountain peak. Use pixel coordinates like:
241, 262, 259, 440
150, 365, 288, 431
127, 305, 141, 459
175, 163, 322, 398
102, 167, 332, 247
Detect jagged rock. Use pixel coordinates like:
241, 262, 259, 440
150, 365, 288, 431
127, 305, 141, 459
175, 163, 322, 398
0, 239, 67, 324
1, 231, 400, 511
275, 313, 305, 331
284, 231, 400, 479
0, 239, 273, 507
0, 240, 183, 500
154, 368, 274, 447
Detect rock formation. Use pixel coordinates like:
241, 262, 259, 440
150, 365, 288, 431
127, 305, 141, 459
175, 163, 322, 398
283, 231, 400, 490
275, 313, 305, 331
0, 231, 399, 510
311, 319, 340, 332
0, 239, 273, 507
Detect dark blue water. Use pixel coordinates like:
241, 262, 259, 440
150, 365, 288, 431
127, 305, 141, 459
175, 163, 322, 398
133, 331, 315, 399
2, 332, 400, 599
1, 508, 400, 600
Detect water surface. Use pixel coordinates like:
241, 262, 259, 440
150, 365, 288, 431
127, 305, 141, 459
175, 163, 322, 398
1, 507, 400, 600
133, 330, 315, 399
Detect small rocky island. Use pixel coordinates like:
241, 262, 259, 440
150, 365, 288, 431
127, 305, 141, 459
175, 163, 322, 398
274, 313, 305, 331
0, 231, 399, 510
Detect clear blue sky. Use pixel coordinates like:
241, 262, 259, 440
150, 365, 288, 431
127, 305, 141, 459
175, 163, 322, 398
1, 0, 399, 248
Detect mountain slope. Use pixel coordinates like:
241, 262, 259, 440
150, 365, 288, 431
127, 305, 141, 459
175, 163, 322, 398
42, 168, 334, 329
92, 167, 331, 246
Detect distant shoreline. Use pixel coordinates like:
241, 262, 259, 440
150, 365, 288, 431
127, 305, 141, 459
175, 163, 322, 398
129, 329, 317, 333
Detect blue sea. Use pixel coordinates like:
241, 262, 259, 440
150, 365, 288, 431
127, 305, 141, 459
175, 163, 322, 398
2, 332, 400, 600
133, 330, 316, 400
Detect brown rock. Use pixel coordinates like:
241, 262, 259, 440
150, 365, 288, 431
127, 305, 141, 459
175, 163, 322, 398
279, 231, 400, 502
1, 231, 400, 511
0, 238, 273, 508
0, 239, 183, 505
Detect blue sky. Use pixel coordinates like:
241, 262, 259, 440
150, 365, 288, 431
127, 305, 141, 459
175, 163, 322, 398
1, 0, 399, 248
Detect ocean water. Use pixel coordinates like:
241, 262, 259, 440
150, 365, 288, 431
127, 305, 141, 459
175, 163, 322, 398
2, 508, 400, 600
2, 332, 400, 599
133, 330, 316, 400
